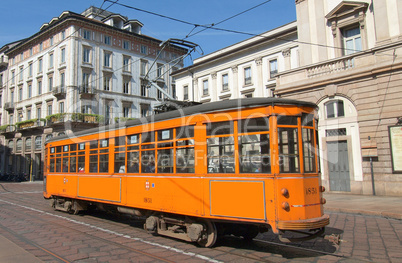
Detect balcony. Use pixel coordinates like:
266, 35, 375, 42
79, 85, 96, 99
15, 119, 46, 131
52, 86, 66, 99
0, 125, 16, 135
4, 102, 14, 112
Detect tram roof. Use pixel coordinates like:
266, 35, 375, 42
46, 97, 316, 143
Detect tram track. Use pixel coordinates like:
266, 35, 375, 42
0, 184, 354, 263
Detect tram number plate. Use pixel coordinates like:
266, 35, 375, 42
305, 187, 317, 195
144, 197, 152, 203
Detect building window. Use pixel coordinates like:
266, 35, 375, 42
60, 73, 65, 88
183, 85, 188, 100
123, 79, 130, 94
104, 35, 111, 45
47, 104, 53, 115
141, 80, 147, 97
140, 45, 147, 54
19, 67, 23, 82
244, 67, 252, 85
222, 74, 228, 91
28, 84, 32, 98
39, 42, 43, 51
141, 104, 149, 117
104, 75, 111, 91
48, 76, 53, 92
104, 52, 111, 68
38, 58, 43, 73
123, 41, 130, 50
83, 30, 91, 40
325, 100, 345, 119
203, 80, 208, 96
59, 102, 64, 113
35, 136, 42, 150
38, 80, 42, 95
269, 59, 278, 79
11, 70, 15, 85
82, 72, 90, 92
27, 109, 31, 120
123, 56, 130, 72
18, 86, 23, 101
343, 26, 362, 55
50, 36, 54, 46
157, 63, 163, 79
123, 106, 130, 118
83, 47, 91, 63
49, 53, 54, 68
28, 63, 33, 77
61, 30, 66, 40
37, 108, 41, 119
61, 48, 66, 63
140, 60, 147, 76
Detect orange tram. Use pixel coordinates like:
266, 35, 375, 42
44, 98, 329, 247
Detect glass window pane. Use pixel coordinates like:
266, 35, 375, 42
302, 128, 316, 173
238, 117, 269, 133
207, 121, 233, 136
127, 152, 139, 173
239, 134, 270, 173
89, 155, 98, 173
157, 149, 173, 173
141, 150, 155, 173
176, 148, 195, 173
278, 128, 299, 173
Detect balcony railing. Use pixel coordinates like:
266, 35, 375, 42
0, 125, 16, 134
4, 102, 14, 112
45, 113, 104, 125
15, 119, 46, 130
306, 57, 354, 78
52, 86, 66, 99
79, 85, 96, 99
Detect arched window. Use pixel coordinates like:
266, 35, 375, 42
325, 100, 344, 119
25, 138, 32, 151
46, 134, 53, 141
58, 132, 65, 136
8, 140, 14, 153
16, 139, 22, 153
35, 136, 42, 150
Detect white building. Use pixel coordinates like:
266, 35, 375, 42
0, 6, 187, 179
173, 0, 402, 196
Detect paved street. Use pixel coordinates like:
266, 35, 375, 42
0, 182, 401, 262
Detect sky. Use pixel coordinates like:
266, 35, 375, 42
0, 0, 297, 64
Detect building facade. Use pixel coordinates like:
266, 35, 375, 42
173, 0, 402, 196
0, 7, 186, 180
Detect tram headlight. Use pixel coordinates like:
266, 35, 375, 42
281, 188, 289, 198
281, 201, 290, 211
319, 186, 326, 192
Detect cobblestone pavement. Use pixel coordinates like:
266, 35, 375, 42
0, 182, 401, 262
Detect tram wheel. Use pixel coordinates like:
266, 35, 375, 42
197, 219, 217, 248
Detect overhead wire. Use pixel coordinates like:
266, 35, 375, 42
105, 0, 364, 55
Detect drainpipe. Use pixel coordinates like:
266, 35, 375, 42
370, 156, 375, 196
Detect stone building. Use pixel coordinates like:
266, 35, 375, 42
172, 0, 402, 196
0, 7, 186, 180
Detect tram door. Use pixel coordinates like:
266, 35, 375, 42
327, 140, 350, 192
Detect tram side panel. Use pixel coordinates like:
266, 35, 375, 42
45, 174, 78, 199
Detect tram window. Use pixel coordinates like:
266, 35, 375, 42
277, 116, 298, 126
302, 113, 314, 127
63, 145, 69, 152
62, 158, 69, 172
142, 132, 155, 143
70, 144, 77, 152
79, 143, 85, 150
78, 156, 85, 172
50, 147, 55, 154
56, 146, 62, 153
99, 154, 108, 173
141, 150, 155, 173
115, 136, 125, 146
238, 117, 269, 133
176, 126, 194, 139
127, 152, 139, 173
157, 149, 173, 173
207, 136, 235, 173
158, 129, 173, 141
128, 134, 139, 145
100, 139, 108, 148
56, 158, 62, 172
70, 156, 77, 173
239, 134, 270, 173
90, 140, 98, 149
176, 140, 194, 147
115, 153, 125, 173
50, 160, 55, 172
89, 155, 98, 173
278, 128, 299, 173
176, 148, 195, 173
302, 128, 316, 173
207, 121, 233, 136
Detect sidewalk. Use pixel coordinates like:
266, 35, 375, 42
324, 192, 402, 220
0, 235, 42, 263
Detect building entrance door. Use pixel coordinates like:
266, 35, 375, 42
327, 140, 351, 192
